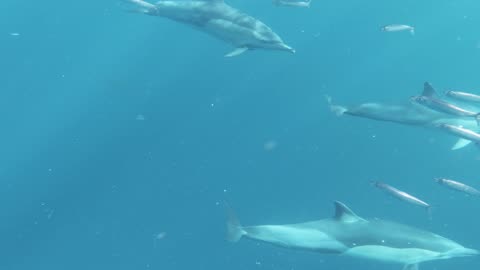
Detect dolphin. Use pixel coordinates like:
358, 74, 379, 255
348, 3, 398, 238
326, 94, 480, 150
227, 201, 478, 270
125, 0, 295, 57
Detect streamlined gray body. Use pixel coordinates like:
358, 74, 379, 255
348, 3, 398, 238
446, 90, 480, 103
126, 0, 295, 56
327, 83, 480, 150
382, 24, 415, 35
437, 123, 480, 145
435, 178, 480, 196
372, 181, 430, 211
227, 201, 478, 269
273, 0, 311, 8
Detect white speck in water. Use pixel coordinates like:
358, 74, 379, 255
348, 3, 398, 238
155, 232, 167, 240
10, 33, 20, 36
47, 209, 55, 219
136, 114, 145, 121
264, 140, 278, 151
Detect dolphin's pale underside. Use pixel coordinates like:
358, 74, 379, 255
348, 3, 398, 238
227, 201, 478, 270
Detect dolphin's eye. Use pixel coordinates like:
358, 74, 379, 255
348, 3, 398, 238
417, 97, 427, 103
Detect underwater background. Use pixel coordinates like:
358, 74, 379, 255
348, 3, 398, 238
1, 0, 479, 269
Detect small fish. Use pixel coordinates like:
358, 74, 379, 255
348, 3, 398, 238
371, 181, 431, 212
435, 178, 480, 196
382, 24, 415, 35
273, 0, 311, 8
446, 90, 480, 103
436, 123, 480, 145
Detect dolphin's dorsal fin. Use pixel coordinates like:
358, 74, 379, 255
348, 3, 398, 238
333, 201, 365, 223
422, 82, 437, 97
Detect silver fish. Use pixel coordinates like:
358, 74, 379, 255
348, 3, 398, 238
372, 181, 431, 211
382, 24, 415, 35
273, 0, 311, 8
446, 90, 480, 103
435, 178, 480, 196
436, 123, 480, 144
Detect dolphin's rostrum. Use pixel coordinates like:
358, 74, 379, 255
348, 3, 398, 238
125, 0, 295, 57
227, 201, 478, 269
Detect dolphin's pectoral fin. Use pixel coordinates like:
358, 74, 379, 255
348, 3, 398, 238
402, 264, 419, 270
333, 201, 366, 223
451, 138, 472, 150
422, 82, 437, 97
225, 47, 249, 57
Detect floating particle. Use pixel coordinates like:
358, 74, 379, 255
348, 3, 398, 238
264, 140, 278, 151
155, 232, 167, 240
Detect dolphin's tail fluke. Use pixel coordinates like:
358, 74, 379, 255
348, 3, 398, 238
325, 95, 348, 116
225, 203, 246, 242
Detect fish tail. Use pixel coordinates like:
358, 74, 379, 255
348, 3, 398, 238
225, 203, 246, 242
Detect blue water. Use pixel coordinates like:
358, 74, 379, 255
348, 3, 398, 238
1, 0, 479, 269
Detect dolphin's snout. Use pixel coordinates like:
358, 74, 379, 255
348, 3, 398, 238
466, 248, 480, 256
